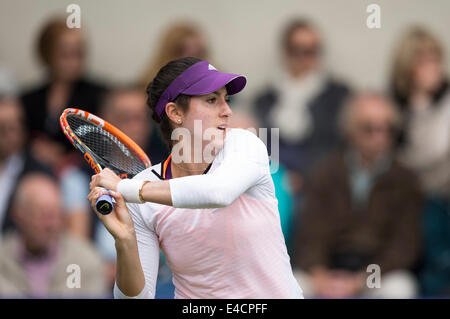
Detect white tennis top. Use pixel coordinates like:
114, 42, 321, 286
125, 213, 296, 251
113, 128, 303, 299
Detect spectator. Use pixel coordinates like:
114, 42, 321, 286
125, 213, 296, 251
100, 85, 169, 163
21, 17, 106, 170
293, 93, 423, 298
392, 26, 450, 198
0, 97, 52, 236
139, 21, 210, 87
253, 18, 350, 194
0, 173, 107, 298
390, 26, 450, 296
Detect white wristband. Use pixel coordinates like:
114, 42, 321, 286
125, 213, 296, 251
117, 179, 144, 203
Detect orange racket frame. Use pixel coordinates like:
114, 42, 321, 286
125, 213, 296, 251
60, 108, 151, 214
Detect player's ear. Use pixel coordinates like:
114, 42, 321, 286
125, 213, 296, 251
165, 102, 184, 125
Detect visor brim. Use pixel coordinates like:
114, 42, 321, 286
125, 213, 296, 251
181, 72, 247, 96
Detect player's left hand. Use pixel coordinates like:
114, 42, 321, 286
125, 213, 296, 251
90, 168, 121, 191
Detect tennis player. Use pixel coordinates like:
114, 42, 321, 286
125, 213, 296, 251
88, 57, 303, 299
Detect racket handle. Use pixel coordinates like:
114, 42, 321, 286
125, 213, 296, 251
96, 193, 114, 215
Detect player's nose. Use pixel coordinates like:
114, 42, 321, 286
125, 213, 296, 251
221, 100, 233, 117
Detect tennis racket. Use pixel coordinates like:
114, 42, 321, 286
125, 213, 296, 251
60, 108, 151, 215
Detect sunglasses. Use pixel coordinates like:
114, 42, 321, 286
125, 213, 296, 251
357, 123, 396, 136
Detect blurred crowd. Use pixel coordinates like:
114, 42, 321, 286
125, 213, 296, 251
0, 16, 449, 299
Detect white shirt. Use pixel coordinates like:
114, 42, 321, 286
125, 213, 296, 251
269, 70, 325, 143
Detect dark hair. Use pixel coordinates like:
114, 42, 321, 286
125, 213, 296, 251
281, 18, 316, 51
146, 57, 201, 149
37, 18, 70, 66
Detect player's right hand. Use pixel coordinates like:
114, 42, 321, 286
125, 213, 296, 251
88, 187, 136, 241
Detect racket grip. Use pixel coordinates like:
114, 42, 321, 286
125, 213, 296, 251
96, 193, 114, 215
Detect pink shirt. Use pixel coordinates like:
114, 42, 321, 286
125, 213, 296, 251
17, 239, 59, 297
114, 129, 303, 299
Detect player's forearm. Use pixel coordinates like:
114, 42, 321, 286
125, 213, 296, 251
121, 165, 255, 208
140, 180, 173, 206
115, 236, 146, 297
139, 176, 232, 208
141, 170, 253, 209
168, 173, 239, 208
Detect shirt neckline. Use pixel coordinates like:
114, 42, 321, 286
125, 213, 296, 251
162, 154, 212, 180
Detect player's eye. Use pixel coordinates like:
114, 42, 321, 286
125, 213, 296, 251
207, 97, 216, 104
225, 96, 230, 103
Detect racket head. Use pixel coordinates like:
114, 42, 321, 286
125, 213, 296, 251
59, 108, 151, 177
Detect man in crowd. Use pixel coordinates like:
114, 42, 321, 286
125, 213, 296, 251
0, 173, 107, 297
0, 97, 52, 236
293, 92, 423, 298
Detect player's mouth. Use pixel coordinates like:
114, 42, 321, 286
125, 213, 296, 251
217, 124, 228, 131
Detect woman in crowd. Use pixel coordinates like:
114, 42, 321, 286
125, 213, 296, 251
391, 26, 450, 199
391, 26, 450, 297
21, 17, 106, 170
139, 22, 210, 87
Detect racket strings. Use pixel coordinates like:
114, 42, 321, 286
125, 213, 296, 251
67, 115, 146, 175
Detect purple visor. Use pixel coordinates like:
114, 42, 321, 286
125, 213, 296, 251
155, 61, 247, 118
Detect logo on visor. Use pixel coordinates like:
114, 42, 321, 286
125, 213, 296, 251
208, 64, 217, 71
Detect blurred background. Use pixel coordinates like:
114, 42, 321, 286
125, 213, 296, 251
0, 0, 449, 299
